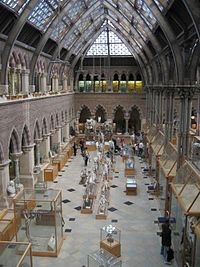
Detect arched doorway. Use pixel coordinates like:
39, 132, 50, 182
79, 106, 92, 134
128, 107, 141, 133
113, 106, 125, 133
95, 106, 106, 123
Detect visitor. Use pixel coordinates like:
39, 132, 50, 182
80, 139, 85, 154
138, 141, 144, 157
73, 142, 77, 156
161, 219, 172, 265
84, 149, 90, 166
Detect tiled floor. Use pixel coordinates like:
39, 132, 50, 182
33, 150, 177, 267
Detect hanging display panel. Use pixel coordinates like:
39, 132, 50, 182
113, 81, 119, 92
120, 81, 126, 93
135, 81, 142, 93
128, 81, 134, 92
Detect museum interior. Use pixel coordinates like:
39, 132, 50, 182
0, 0, 200, 266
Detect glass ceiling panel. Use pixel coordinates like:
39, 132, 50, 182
28, 0, 58, 31
50, 20, 70, 41
67, 1, 85, 21
86, 27, 132, 56
2, 0, 30, 14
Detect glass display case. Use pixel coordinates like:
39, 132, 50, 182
100, 225, 121, 257
0, 241, 33, 267
125, 157, 135, 176
146, 125, 157, 143
88, 249, 122, 267
171, 161, 200, 267
126, 176, 137, 195
191, 136, 200, 171
158, 143, 177, 215
149, 131, 164, 179
13, 188, 63, 257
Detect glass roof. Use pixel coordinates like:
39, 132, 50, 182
1, 0, 172, 57
86, 26, 132, 56
1, 0, 30, 14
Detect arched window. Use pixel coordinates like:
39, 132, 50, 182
120, 74, 127, 93
85, 74, 92, 92
113, 73, 119, 92
78, 73, 84, 92
128, 73, 134, 92
136, 73, 142, 93
100, 73, 107, 93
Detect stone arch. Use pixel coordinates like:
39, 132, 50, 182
113, 105, 126, 133
42, 117, 48, 136
50, 114, 55, 131
128, 106, 142, 133
18, 52, 26, 69
33, 120, 41, 140
8, 128, 20, 154
94, 105, 107, 123
55, 113, 60, 127
0, 142, 5, 163
61, 111, 65, 123
65, 110, 68, 122
78, 105, 92, 123
21, 124, 31, 147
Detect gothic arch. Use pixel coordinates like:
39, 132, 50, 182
33, 120, 41, 140
78, 105, 92, 123
42, 117, 48, 136
0, 142, 4, 163
8, 128, 20, 154
50, 114, 55, 131
55, 113, 60, 128
21, 124, 31, 147
112, 105, 126, 133
94, 105, 107, 123
128, 106, 142, 133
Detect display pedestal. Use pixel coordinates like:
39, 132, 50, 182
44, 164, 58, 181
125, 168, 136, 176
96, 213, 107, 220
100, 239, 121, 257
126, 184, 137, 195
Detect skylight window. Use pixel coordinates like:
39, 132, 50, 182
87, 27, 132, 56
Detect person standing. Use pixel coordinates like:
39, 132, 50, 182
161, 219, 172, 265
73, 142, 77, 156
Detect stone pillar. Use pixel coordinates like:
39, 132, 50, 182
34, 139, 42, 167
11, 68, 16, 95
177, 87, 195, 168
63, 76, 68, 92
40, 73, 47, 93
196, 90, 200, 136
51, 76, 55, 92
40, 134, 50, 162
16, 68, 22, 94
0, 84, 8, 95
10, 152, 22, 185
51, 127, 62, 152
21, 69, 30, 95
55, 76, 59, 92
20, 144, 35, 188
158, 88, 164, 130
125, 116, 129, 134
0, 160, 11, 208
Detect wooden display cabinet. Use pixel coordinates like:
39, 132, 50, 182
44, 164, 58, 181
0, 209, 16, 241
